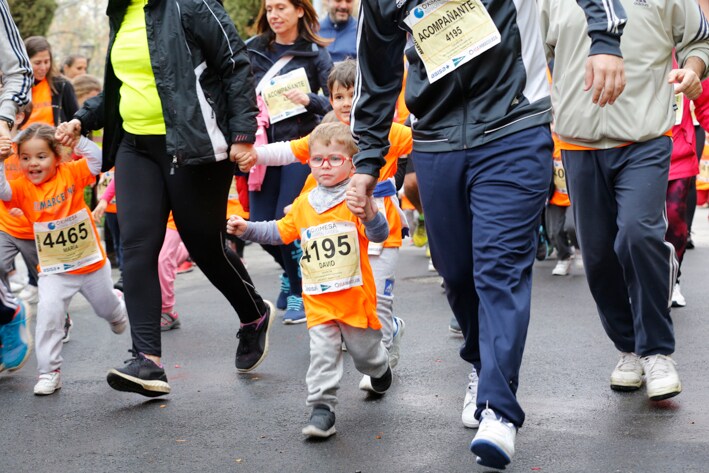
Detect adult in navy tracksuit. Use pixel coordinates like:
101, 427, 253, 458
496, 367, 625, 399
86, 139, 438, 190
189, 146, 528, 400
349, 0, 627, 468
246, 0, 333, 323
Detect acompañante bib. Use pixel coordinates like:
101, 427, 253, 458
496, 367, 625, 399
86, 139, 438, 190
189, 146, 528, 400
405, 0, 501, 83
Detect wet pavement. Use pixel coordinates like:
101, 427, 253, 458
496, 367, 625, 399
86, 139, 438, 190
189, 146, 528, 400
2, 209, 709, 473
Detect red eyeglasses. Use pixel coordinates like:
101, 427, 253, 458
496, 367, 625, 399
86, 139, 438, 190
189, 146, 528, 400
308, 153, 352, 168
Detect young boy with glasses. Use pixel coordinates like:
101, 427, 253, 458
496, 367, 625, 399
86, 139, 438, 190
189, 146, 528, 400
227, 122, 391, 439
236, 60, 410, 388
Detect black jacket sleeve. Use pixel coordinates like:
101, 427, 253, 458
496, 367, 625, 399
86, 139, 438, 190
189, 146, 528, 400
74, 92, 105, 133
351, 0, 407, 178
185, 0, 258, 143
575, 0, 627, 57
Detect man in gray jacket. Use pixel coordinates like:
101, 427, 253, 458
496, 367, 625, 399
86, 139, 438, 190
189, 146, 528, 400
0, 0, 32, 141
541, 0, 709, 404
347, 0, 628, 469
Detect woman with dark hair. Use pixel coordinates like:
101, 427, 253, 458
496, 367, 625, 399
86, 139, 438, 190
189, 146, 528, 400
23, 36, 79, 127
55, 0, 274, 398
61, 54, 89, 80
246, 0, 333, 324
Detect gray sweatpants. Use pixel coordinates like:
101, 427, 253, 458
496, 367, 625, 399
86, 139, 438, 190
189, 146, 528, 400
36, 262, 126, 373
562, 137, 677, 356
369, 247, 399, 350
306, 321, 389, 411
0, 231, 39, 288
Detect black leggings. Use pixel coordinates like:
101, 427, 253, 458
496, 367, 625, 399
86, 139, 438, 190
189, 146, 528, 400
115, 133, 266, 357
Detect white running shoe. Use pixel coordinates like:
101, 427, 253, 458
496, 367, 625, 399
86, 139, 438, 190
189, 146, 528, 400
18, 284, 39, 304
641, 354, 682, 401
388, 317, 405, 370
34, 371, 62, 395
470, 408, 516, 470
359, 375, 373, 392
574, 255, 585, 271
671, 283, 686, 308
552, 258, 572, 276
462, 370, 479, 428
610, 352, 643, 391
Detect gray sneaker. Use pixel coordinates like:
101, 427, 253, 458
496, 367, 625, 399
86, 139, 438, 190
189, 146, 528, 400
449, 315, 462, 334
302, 405, 336, 438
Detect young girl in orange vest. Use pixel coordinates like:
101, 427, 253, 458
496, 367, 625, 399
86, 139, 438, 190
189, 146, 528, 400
0, 123, 128, 396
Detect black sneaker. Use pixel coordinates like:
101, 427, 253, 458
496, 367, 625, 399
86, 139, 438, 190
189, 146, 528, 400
107, 350, 171, 397
235, 301, 274, 372
62, 313, 73, 344
113, 275, 123, 291
370, 366, 392, 394
302, 405, 336, 438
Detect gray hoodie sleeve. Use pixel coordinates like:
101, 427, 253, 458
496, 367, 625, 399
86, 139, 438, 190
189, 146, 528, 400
363, 212, 389, 243
0, 0, 33, 122
241, 221, 285, 246
0, 162, 12, 201
74, 136, 103, 176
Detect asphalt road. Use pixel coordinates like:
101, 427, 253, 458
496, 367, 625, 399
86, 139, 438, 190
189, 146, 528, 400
2, 209, 709, 473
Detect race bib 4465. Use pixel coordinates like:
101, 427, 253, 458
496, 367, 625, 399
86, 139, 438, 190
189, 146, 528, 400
34, 208, 102, 274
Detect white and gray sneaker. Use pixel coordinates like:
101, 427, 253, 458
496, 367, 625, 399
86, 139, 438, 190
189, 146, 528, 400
552, 258, 572, 276
671, 283, 686, 308
462, 370, 479, 428
641, 354, 681, 401
388, 317, 405, 370
34, 371, 62, 396
610, 352, 643, 391
470, 407, 516, 470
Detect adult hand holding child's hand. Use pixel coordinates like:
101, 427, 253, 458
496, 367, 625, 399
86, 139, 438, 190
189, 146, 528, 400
55, 119, 82, 148
346, 188, 379, 221
236, 149, 257, 173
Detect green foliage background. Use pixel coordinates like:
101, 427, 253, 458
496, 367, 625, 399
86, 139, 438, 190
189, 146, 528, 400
7, 0, 260, 42
223, 0, 262, 39
8, 0, 57, 38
